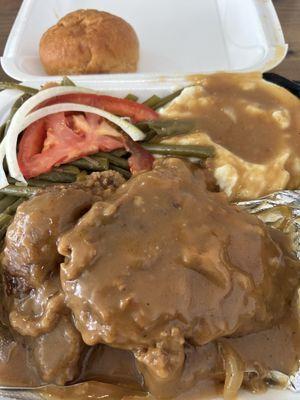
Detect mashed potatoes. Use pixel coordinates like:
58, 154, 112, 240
160, 73, 300, 200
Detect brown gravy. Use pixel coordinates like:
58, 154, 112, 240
0, 158, 299, 399
183, 73, 300, 164
161, 73, 300, 200
0, 75, 299, 400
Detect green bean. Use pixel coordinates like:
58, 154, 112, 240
38, 171, 76, 183
111, 149, 128, 157
137, 119, 196, 136
0, 214, 13, 239
9, 179, 41, 188
144, 130, 158, 142
76, 171, 88, 181
143, 95, 161, 108
0, 185, 40, 198
71, 157, 109, 171
0, 228, 8, 240
0, 196, 17, 213
0, 196, 22, 238
124, 93, 138, 102
5, 198, 24, 215
0, 213, 12, 225
12, 92, 32, 109
0, 217, 13, 239
61, 76, 76, 86
0, 82, 38, 95
110, 165, 131, 179
1, 199, 23, 243
26, 179, 57, 187
0, 123, 5, 139
0, 227, 7, 240
54, 165, 81, 175
3, 159, 8, 173
93, 152, 129, 169
8, 176, 61, 188
153, 89, 184, 110
142, 143, 215, 159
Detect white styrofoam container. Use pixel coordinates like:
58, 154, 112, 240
1, 0, 288, 87
0, 1, 298, 400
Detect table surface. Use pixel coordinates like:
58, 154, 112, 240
0, 0, 299, 81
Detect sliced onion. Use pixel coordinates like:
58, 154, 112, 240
3, 86, 99, 183
5, 85, 98, 132
5, 103, 146, 183
218, 342, 245, 400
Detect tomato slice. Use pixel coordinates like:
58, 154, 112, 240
38, 93, 159, 123
18, 112, 154, 179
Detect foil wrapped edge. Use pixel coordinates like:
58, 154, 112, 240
237, 190, 300, 392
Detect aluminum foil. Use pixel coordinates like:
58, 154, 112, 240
237, 190, 300, 259
0, 390, 41, 400
237, 190, 300, 393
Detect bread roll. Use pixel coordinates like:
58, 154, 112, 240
39, 9, 139, 75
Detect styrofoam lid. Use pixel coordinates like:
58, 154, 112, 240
1, 0, 288, 86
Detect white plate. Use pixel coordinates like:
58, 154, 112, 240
1, 0, 287, 85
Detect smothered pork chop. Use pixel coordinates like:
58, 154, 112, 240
0, 160, 299, 399
59, 158, 288, 351
160, 73, 300, 200
2, 171, 125, 384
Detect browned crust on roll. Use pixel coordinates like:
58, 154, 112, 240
39, 9, 139, 75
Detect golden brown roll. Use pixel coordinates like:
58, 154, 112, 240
39, 9, 139, 75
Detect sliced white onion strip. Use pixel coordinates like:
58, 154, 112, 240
5, 86, 99, 134
3, 86, 100, 183
5, 103, 146, 184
